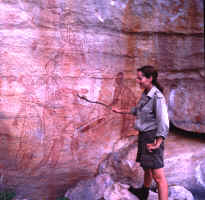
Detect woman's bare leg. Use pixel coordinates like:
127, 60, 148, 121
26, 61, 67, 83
144, 168, 153, 187
152, 168, 168, 200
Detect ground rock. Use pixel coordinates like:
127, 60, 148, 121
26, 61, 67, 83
168, 185, 194, 200
65, 174, 114, 200
104, 182, 138, 200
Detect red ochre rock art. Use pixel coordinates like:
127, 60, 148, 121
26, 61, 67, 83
0, 0, 204, 199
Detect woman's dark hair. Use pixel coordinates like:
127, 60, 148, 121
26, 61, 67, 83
137, 65, 164, 93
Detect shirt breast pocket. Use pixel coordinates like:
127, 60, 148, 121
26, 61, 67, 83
141, 107, 155, 121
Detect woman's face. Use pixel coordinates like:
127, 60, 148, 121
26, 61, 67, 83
137, 71, 152, 90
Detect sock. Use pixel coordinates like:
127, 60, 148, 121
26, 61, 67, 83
128, 185, 150, 200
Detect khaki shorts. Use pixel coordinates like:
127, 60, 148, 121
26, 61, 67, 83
136, 130, 164, 169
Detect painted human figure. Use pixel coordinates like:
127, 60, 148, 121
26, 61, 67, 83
110, 72, 137, 138
12, 75, 42, 171
28, 54, 65, 172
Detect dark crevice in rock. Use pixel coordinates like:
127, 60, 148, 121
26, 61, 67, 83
160, 68, 205, 74
88, 25, 204, 37
121, 31, 204, 38
170, 123, 205, 139
76, 23, 204, 37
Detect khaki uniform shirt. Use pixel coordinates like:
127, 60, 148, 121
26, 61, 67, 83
131, 86, 169, 139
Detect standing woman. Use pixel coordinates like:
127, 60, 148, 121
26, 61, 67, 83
113, 66, 169, 200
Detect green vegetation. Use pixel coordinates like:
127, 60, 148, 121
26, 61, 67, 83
0, 189, 16, 200
56, 197, 69, 200
0, 189, 70, 200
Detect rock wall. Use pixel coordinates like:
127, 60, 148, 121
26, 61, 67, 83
0, 0, 204, 199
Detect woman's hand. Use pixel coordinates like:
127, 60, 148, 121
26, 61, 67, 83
111, 107, 122, 113
146, 137, 163, 152
146, 141, 159, 152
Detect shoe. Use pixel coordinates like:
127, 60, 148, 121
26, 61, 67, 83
128, 185, 149, 200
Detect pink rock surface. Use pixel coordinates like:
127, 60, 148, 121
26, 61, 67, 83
0, 0, 204, 199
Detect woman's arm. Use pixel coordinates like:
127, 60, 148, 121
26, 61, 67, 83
155, 96, 169, 139
111, 107, 136, 115
147, 95, 169, 152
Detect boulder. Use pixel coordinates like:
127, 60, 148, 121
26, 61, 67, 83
168, 186, 194, 200
104, 182, 138, 200
64, 174, 114, 200
167, 80, 205, 133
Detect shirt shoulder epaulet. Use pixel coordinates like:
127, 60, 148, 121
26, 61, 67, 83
154, 89, 164, 99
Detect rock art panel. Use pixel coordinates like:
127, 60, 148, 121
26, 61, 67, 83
0, 0, 204, 199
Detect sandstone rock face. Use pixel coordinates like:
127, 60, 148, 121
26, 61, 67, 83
0, 0, 204, 199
